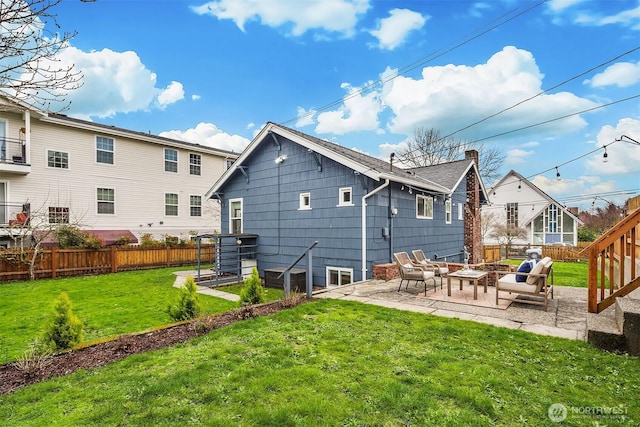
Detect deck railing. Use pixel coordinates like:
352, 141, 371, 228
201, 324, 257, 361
579, 208, 640, 313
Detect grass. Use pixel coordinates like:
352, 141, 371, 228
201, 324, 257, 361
502, 260, 590, 288
0, 267, 240, 363
0, 299, 637, 426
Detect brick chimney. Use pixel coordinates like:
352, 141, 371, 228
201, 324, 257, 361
464, 150, 482, 263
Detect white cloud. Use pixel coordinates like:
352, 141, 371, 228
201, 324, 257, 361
469, 3, 492, 18
506, 148, 535, 164
246, 122, 255, 130
192, 94, 201, 100
52, 46, 184, 119
315, 82, 382, 135
369, 8, 427, 51
584, 118, 640, 176
381, 46, 599, 138
295, 107, 316, 127
574, 5, 640, 29
531, 174, 616, 200
159, 122, 251, 153
191, 0, 370, 37
585, 61, 640, 88
547, 0, 586, 13
157, 81, 184, 109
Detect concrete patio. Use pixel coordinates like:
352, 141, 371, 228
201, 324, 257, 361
314, 278, 619, 341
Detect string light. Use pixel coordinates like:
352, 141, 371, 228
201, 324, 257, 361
517, 180, 522, 191
602, 146, 608, 163
555, 167, 561, 181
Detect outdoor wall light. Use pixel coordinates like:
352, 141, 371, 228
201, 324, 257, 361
391, 207, 398, 216
275, 155, 287, 164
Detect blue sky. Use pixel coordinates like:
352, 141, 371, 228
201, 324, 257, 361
44, 0, 640, 210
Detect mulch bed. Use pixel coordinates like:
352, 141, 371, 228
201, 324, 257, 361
0, 297, 310, 396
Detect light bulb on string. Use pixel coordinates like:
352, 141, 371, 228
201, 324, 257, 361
602, 147, 608, 163
555, 167, 561, 181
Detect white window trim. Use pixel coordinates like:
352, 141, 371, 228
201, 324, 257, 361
46, 149, 70, 170
96, 187, 115, 215
190, 194, 202, 217
164, 148, 178, 173
229, 198, 243, 234
326, 266, 353, 287
445, 199, 452, 224
299, 192, 311, 210
416, 195, 433, 219
189, 152, 202, 176
338, 187, 354, 207
165, 192, 179, 217
95, 135, 115, 166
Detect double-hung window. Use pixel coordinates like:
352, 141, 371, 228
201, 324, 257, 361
47, 150, 69, 169
445, 199, 452, 224
190, 153, 201, 176
97, 188, 115, 214
164, 148, 178, 173
230, 199, 243, 233
190, 195, 202, 217
416, 195, 433, 219
165, 193, 178, 216
96, 136, 114, 164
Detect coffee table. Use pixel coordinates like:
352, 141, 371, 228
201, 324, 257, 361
447, 270, 488, 300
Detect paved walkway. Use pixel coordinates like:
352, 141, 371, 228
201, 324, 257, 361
314, 278, 619, 341
173, 270, 240, 302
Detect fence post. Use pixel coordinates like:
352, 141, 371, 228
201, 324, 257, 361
51, 247, 57, 278
111, 245, 117, 273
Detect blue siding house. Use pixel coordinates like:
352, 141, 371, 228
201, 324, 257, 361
205, 123, 488, 287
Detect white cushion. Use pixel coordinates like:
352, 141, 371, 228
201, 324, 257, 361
526, 258, 548, 285
423, 271, 435, 279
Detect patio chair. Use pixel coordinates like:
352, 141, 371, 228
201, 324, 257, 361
412, 249, 448, 289
495, 256, 554, 310
394, 252, 437, 295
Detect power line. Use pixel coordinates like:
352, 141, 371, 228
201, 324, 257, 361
281, 0, 548, 126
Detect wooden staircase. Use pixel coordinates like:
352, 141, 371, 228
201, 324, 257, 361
581, 204, 640, 354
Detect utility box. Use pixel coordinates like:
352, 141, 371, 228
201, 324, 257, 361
264, 267, 306, 292
241, 259, 257, 279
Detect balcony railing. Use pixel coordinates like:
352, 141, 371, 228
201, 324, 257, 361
0, 137, 27, 164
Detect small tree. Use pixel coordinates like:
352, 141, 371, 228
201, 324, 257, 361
42, 291, 84, 351
238, 267, 265, 306
167, 276, 202, 321
489, 224, 528, 259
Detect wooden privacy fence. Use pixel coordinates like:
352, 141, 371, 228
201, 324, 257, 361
0, 245, 216, 282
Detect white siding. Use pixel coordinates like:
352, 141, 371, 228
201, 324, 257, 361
1, 109, 236, 243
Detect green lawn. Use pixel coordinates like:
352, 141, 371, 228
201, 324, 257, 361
1, 299, 637, 426
0, 267, 239, 363
503, 260, 590, 288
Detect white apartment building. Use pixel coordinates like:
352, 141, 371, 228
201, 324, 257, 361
0, 95, 238, 248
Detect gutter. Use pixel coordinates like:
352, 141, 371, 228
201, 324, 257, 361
362, 179, 390, 281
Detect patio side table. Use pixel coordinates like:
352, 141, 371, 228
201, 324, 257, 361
447, 270, 488, 300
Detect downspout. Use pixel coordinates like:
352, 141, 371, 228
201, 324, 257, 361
362, 179, 390, 281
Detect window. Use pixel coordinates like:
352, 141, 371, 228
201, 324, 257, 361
47, 150, 68, 169
190, 153, 201, 176
230, 198, 243, 233
327, 267, 353, 286
96, 136, 114, 164
190, 195, 202, 217
165, 193, 178, 216
164, 148, 178, 172
445, 199, 452, 224
48, 207, 69, 224
97, 188, 115, 214
338, 187, 353, 206
506, 202, 519, 228
416, 195, 433, 219
546, 204, 558, 233
458, 202, 464, 220
299, 192, 311, 210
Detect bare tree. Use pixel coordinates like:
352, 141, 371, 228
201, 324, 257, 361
0, 0, 82, 110
396, 127, 506, 183
481, 210, 499, 241
489, 224, 528, 259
